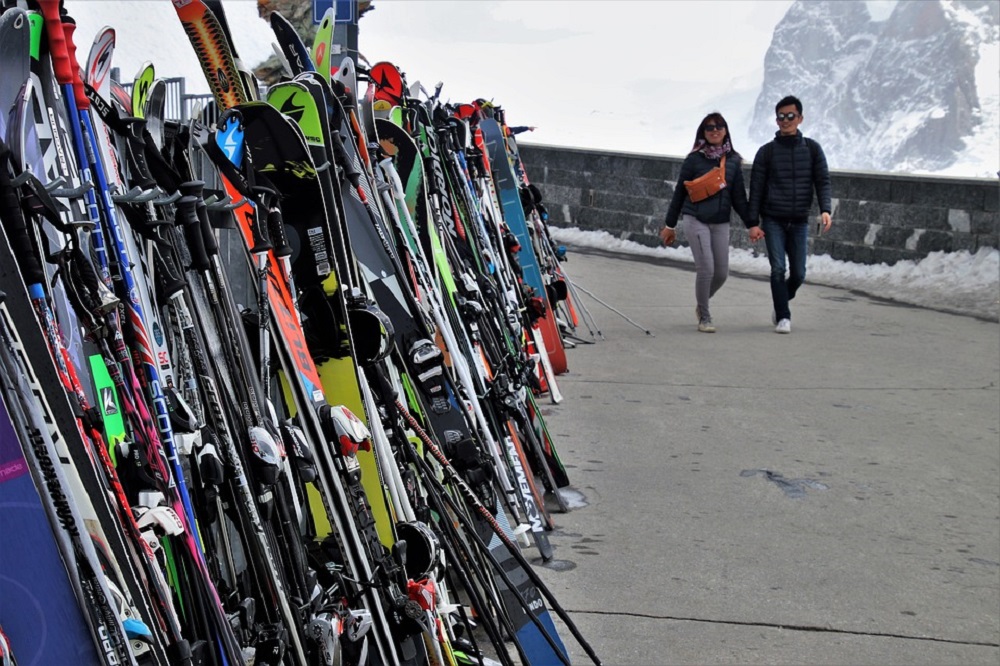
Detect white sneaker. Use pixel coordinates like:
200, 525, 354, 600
775, 319, 791, 334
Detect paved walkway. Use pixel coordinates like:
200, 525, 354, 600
534, 248, 1000, 666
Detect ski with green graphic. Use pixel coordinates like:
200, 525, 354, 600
311, 6, 336, 82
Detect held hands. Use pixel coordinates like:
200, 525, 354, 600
748, 226, 765, 243
659, 227, 676, 246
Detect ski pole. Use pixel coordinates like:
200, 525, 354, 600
572, 281, 654, 337
396, 399, 604, 666
564, 275, 603, 341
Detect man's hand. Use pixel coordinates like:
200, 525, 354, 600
819, 212, 832, 233
748, 226, 765, 242
659, 227, 676, 246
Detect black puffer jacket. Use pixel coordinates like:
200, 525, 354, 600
663, 150, 752, 228
747, 131, 832, 223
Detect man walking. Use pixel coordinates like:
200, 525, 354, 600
748, 95, 833, 334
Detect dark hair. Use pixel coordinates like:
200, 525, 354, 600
691, 112, 738, 155
775, 95, 802, 115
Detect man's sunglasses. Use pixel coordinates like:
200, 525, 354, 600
776, 113, 799, 122
703, 124, 725, 132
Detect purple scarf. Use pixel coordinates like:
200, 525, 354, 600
692, 139, 731, 160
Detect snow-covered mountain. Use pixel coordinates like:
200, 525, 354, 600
750, 0, 999, 177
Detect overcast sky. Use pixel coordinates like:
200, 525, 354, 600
357, 0, 797, 154
68, 0, 908, 160
69, 0, 799, 155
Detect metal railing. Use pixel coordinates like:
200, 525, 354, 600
114, 70, 218, 124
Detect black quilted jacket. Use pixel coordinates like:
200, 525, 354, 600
748, 131, 832, 223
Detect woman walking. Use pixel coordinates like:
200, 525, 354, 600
660, 112, 763, 332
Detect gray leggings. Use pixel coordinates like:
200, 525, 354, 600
682, 215, 730, 319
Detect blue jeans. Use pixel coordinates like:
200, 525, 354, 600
762, 218, 808, 321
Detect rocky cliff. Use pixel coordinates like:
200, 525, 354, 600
750, 0, 999, 176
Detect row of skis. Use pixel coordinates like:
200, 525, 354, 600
0, 1, 603, 665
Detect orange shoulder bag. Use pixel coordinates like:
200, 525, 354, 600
683, 155, 727, 203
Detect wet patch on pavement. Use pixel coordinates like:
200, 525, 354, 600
740, 468, 830, 498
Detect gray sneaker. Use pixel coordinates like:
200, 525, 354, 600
775, 318, 791, 334
698, 318, 716, 333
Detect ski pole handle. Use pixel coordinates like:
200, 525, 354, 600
176, 195, 210, 271
194, 198, 220, 260
60, 13, 91, 110
37, 0, 73, 84
178, 180, 205, 201
247, 185, 278, 255
177, 181, 221, 261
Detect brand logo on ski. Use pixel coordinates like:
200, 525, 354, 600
45, 108, 68, 176
214, 66, 231, 94
217, 118, 243, 164
101, 388, 119, 417
278, 93, 307, 123
370, 62, 403, 103
88, 29, 117, 93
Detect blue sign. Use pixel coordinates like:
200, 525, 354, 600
313, 0, 356, 24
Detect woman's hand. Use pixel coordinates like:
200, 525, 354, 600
659, 227, 676, 246
748, 226, 765, 243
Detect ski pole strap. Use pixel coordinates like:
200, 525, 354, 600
84, 82, 169, 195
68, 245, 102, 306
19, 173, 65, 231
83, 82, 123, 131
199, 131, 274, 253
328, 129, 364, 193
142, 131, 184, 195
0, 140, 45, 285
192, 131, 273, 254
62, 254, 103, 337
194, 123, 253, 200
120, 119, 157, 192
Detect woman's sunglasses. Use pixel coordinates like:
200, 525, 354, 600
703, 124, 725, 132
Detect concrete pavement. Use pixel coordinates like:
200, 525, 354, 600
533, 248, 1000, 666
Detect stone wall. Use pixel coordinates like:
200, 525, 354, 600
519, 143, 999, 265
